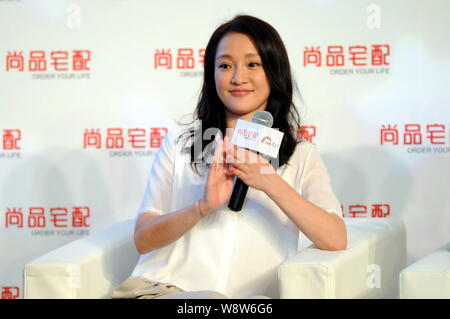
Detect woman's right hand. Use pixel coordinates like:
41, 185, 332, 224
201, 135, 235, 214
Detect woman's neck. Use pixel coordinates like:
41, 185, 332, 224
225, 112, 254, 130
225, 107, 268, 140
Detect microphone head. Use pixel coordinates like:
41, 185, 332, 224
252, 111, 273, 128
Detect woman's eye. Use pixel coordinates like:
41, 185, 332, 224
219, 64, 231, 69
248, 62, 261, 68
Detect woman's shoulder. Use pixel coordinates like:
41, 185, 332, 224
295, 139, 315, 150
284, 139, 326, 169
163, 121, 197, 146
291, 139, 316, 160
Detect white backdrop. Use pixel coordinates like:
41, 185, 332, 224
1, 0, 449, 299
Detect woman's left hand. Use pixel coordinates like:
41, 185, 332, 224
225, 143, 279, 193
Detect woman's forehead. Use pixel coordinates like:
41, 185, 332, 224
216, 53, 260, 61
215, 33, 259, 58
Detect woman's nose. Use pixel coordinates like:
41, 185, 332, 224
231, 66, 248, 85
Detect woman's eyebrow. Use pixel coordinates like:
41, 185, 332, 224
215, 53, 260, 60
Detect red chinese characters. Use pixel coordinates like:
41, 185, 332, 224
154, 49, 172, 69
5, 51, 24, 71
84, 129, 102, 149
304, 47, 321, 67
150, 127, 168, 148
404, 124, 422, 145
303, 45, 390, 67
381, 124, 450, 145
29, 51, 46, 71
106, 128, 124, 149
72, 207, 90, 228
51, 51, 69, 71
349, 46, 368, 66
237, 128, 258, 139
176, 48, 195, 69
73, 50, 91, 71
298, 126, 317, 143
50, 207, 69, 228
380, 124, 398, 145
371, 204, 391, 218
1, 286, 20, 299
371, 45, 390, 66
5, 208, 23, 228
198, 49, 205, 67
28, 207, 46, 228
84, 127, 168, 149
2, 129, 21, 150
326, 46, 345, 67
4, 207, 90, 229
6, 50, 91, 72
154, 48, 205, 70
341, 204, 391, 218
128, 128, 147, 149
426, 124, 446, 145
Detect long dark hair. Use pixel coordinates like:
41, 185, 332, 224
178, 15, 301, 175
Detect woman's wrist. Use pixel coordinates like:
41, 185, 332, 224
196, 199, 212, 218
262, 173, 284, 196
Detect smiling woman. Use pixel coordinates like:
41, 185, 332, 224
112, 15, 346, 300
182, 15, 301, 174
214, 32, 271, 127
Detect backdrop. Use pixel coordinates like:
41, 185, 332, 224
1, 0, 449, 299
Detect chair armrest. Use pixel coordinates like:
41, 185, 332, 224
400, 241, 450, 299
278, 218, 406, 298
24, 219, 139, 299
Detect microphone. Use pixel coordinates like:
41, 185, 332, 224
227, 111, 274, 212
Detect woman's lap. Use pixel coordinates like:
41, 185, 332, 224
112, 276, 271, 299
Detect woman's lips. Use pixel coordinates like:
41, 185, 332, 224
230, 90, 253, 97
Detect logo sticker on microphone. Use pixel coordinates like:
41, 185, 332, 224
261, 136, 271, 145
232, 119, 284, 158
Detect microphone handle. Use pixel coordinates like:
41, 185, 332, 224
227, 177, 249, 212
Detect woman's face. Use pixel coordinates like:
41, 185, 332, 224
214, 32, 271, 126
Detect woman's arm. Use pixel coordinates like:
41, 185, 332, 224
135, 137, 234, 255
263, 175, 347, 251
226, 144, 347, 251
134, 200, 209, 254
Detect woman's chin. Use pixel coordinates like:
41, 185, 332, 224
226, 106, 261, 117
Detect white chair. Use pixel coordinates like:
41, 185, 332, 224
399, 241, 450, 299
23, 218, 406, 299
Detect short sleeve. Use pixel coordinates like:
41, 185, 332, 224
136, 129, 178, 218
300, 144, 343, 219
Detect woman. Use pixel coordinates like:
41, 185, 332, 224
112, 15, 346, 299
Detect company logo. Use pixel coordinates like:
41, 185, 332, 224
341, 204, 391, 218
83, 127, 168, 157
261, 136, 272, 145
237, 128, 258, 140
259, 135, 280, 150
303, 44, 390, 75
154, 48, 205, 77
1, 286, 20, 299
380, 123, 450, 154
5, 49, 91, 80
1, 129, 21, 159
4, 206, 90, 236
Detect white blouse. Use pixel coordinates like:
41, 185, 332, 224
130, 124, 343, 298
